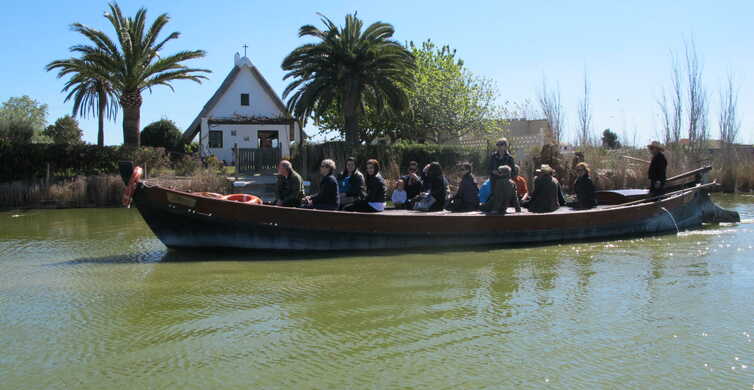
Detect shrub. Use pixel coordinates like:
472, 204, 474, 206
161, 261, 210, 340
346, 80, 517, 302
44, 115, 84, 144
140, 119, 182, 151
174, 155, 203, 176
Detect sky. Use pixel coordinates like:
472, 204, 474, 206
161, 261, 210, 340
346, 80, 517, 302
1, 0, 752, 146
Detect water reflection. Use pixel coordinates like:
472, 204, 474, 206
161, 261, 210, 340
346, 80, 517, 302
2, 196, 754, 388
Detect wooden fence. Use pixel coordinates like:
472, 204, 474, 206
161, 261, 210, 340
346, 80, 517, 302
235, 147, 281, 174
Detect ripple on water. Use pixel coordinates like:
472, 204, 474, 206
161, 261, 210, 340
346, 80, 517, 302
2, 201, 754, 388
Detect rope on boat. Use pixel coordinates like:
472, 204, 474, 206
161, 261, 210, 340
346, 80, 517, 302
660, 207, 680, 234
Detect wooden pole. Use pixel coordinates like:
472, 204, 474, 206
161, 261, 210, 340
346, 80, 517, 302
623, 155, 651, 164
234, 143, 239, 180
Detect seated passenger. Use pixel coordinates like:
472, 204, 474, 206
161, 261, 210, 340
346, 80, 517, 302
303, 159, 339, 210
478, 178, 493, 205
345, 159, 387, 212
570, 162, 597, 210
481, 165, 520, 215
391, 179, 408, 209
400, 161, 424, 200
411, 162, 448, 211
513, 164, 529, 201
447, 162, 480, 212
528, 164, 566, 213
272, 160, 304, 207
338, 156, 366, 210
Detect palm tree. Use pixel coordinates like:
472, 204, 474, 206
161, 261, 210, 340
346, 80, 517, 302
282, 13, 415, 145
46, 58, 119, 146
61, 2, 210, 147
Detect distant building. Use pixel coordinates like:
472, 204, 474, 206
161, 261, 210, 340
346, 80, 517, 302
182, 53, 302, 167
459, 118, 552, 155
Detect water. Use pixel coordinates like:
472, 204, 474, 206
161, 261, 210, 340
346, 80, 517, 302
1, 195, 753, 389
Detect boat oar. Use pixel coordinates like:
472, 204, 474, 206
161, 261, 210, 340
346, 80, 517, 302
604, 182, 718, 209
623, 155, 651, 164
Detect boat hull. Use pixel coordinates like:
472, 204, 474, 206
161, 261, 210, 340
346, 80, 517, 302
131, 184, 729, 251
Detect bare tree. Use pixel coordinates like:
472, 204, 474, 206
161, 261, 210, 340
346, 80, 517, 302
577, 70, 592, 146
718, 73, 740, 192
685, 39, 708, 152
719, 73, 740, 146
538, 77, 564, 144
658, 88, 672, 145
502, 98, 538, 120
670, 52, 683, 144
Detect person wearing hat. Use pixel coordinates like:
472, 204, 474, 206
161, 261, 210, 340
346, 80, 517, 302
481, 165, 520, 215
647, 141, 668, 196
528, 164, 566, 213
489, 138, 517, 178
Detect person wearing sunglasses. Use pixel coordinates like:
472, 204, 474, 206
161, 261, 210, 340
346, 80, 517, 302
303, 159, 339, 210
489, 138, 517, 178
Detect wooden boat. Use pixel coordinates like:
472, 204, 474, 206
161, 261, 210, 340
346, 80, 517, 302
121, 164, 739, 252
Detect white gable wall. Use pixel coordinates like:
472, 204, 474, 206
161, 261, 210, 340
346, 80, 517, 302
208, 66, 285, 119
201, 123, 290, 164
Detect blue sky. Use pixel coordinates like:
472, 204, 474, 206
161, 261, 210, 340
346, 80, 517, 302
1, 0, 751, 145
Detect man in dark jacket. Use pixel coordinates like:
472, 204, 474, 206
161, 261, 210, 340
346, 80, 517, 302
647, 141, 668, 196
489, 138, 517, 177
448, 163, 480, 212
400, 160, 424, 200
273, 160, 304, 207
528, 164, 566, 213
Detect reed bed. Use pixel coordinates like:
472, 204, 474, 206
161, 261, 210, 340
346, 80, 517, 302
1, 170, 230, 210
0, 175, 125, 209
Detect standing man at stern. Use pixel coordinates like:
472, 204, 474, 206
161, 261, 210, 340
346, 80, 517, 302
647, 141, 668, 196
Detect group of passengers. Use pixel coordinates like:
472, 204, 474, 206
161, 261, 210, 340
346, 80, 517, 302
271, 138, 599, 214
272, 137, 669, 214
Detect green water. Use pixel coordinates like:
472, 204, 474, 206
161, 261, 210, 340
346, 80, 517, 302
1, 196, 753, 389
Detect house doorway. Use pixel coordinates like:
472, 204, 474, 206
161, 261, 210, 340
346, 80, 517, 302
257, 131, 279, 149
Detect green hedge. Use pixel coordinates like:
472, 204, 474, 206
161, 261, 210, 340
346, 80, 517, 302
0, 143, 171, 182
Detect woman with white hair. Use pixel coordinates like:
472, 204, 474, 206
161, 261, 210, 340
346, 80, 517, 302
303, 159, 339, 210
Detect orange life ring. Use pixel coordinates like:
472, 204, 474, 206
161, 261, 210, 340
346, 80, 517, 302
223, 193, 262, 204
122, 166, 143, 207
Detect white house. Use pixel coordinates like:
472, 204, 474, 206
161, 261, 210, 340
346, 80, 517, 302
182, 53, 302, 166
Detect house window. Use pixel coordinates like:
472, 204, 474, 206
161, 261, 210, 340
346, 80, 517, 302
231, 130, 237, 136
240, 93, 250, 106
209, 130, 223, 148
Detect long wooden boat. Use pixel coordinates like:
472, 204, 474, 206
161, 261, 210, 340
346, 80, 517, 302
121, 165, 740, 251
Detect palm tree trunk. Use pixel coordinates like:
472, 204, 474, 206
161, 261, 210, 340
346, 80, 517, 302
342, 86, 360, 145
120, 92, 142, 147
97, 89, 106, 147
